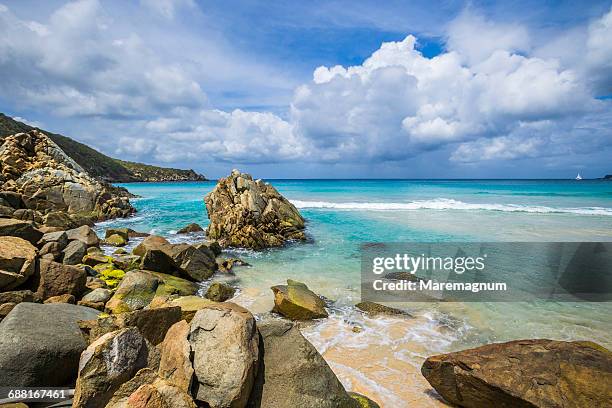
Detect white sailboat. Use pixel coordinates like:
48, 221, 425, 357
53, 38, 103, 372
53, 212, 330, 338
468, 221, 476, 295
575, 173, 583, 180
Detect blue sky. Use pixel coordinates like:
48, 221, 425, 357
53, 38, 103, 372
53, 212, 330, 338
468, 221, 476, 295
0, 0, 611, 178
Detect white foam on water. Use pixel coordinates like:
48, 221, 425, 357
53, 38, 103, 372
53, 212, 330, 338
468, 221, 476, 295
291, 198, 612, 216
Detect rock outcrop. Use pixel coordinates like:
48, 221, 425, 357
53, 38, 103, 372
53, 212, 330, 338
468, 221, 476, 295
271, 279, 328, 320
0, 302, 100, 386
204, 170, 305, 249
421, 339, 612, 408
0, 130, 134, 221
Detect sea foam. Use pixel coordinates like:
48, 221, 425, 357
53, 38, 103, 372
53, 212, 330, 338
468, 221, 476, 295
291, 198, 612, 216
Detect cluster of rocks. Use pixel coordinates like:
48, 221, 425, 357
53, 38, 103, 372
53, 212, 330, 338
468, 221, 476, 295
0, 130, 135, 223
205, 169, 306, 249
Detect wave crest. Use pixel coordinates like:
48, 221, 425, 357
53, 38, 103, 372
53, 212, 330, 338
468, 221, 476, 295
290, 198, 612, 216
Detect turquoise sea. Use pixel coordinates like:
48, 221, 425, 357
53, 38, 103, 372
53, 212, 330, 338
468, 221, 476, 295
97, 179, 612, 406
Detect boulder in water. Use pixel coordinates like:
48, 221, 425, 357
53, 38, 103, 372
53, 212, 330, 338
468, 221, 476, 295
271, 279, 328, 320
204, 170, 305, 249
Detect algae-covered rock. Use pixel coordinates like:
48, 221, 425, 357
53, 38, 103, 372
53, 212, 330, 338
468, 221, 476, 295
271, 279, 328, 320
83, 252, 112, 267
105, 233, 127, 247
205, 281, 236, 302
349, 392, 380, 408
105, 271, 160, 314
105, 227, 130, 241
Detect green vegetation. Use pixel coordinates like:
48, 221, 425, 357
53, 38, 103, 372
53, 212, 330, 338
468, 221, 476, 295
0, 113, 206, 183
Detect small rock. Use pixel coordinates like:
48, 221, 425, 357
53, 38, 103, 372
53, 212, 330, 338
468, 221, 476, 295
205, 282, 236, 302
66, 225, 100, 247
82, 288, 113, 303
43, 211, 77, 229
271, 279, 328, 320
0, 289, 37, 304
38, 230, 68, 249
44, 294, 76, 304
77, 300, 105, 311
151, 295, 214, 322
0, 302, 17, 318
105, 233, 127, 247
355, 301, 412, 317
62, 239, 88, 265
126, 378, 196, 408
105, 227, 130, 241
217, 257, 250, 273
73, 327, 149, 408
114, 247, 127, 255
82, 252, 111, 267
39, 241, 63, 260
177, 222, 204, 234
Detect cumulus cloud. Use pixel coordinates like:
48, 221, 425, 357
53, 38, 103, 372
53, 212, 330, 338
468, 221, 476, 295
0, 1, 611, 171
0, 0, 206, 117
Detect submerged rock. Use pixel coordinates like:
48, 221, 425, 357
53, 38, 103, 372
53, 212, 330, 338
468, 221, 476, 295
248, 319, 359, 408
0, 302, 99, 387
421, 339, 612, 408
271, 279, 328, 320
355, 301, 412, 317
205, 281, 236, 302
204, 170, 306, 249
105, 233, 127, 247
177, 222, 204, 234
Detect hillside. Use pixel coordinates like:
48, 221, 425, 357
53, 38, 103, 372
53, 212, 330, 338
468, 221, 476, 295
0, 113, 206, 183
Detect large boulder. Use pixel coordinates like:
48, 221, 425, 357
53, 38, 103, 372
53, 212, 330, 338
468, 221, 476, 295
0, 130, 135, 220
204, 170, 305, 249
190, 303, 259, 407
0, 302, 99, 386
0, 236, 37, 290
35, 259, 87, 300
271, 279, 328, 320
0, 218, 43, 244
73, 327, 149, 408
421, 339, 612, 408
248, 319, 358, 408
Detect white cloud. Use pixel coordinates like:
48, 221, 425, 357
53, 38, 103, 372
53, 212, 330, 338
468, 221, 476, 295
140, 0, 195, 19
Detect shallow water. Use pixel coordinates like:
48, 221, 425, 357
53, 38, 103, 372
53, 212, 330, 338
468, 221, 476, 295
97, 179, 612, 407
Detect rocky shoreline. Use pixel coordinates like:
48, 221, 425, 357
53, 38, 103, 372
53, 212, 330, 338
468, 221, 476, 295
0, 159, 610, 407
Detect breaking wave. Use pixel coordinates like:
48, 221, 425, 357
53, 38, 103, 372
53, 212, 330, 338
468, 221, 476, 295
290, 198, 612, 216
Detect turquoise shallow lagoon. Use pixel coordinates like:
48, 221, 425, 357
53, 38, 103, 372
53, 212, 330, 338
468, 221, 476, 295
97, 179, 612, 406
